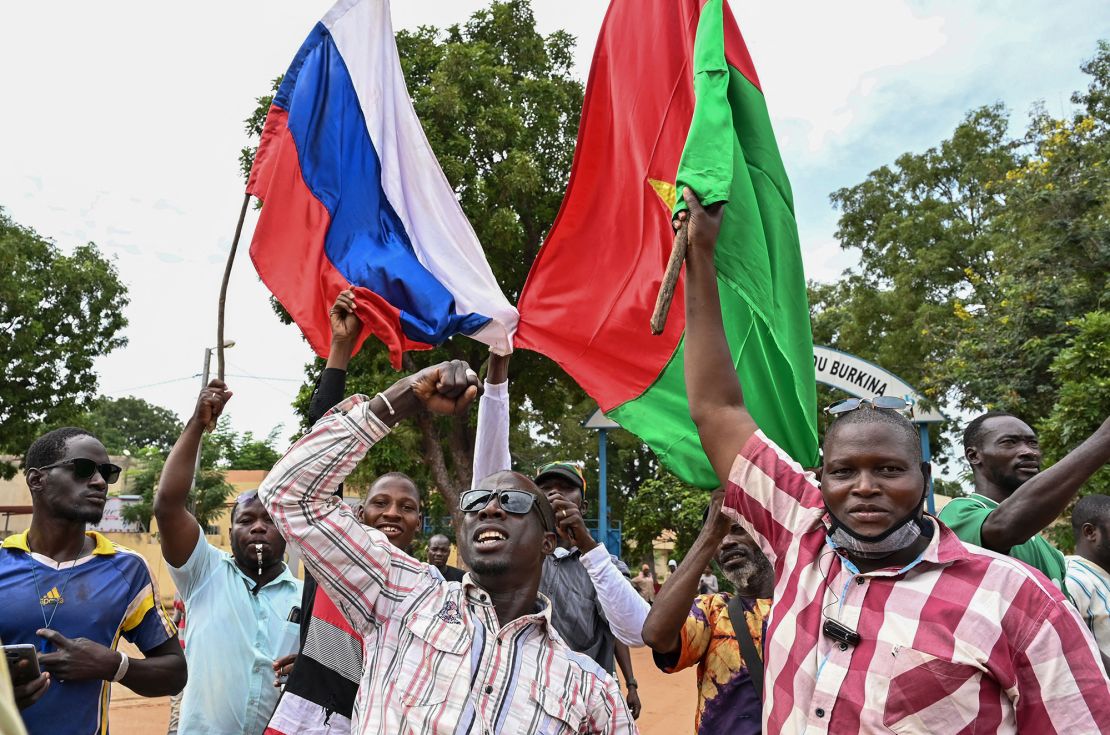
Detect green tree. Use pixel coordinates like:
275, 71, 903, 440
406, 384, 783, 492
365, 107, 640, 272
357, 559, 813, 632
121, 446, 234, 533
75, 396, 183, 455
812, 42, 1110, 479
623, 473, 708, 566
1039, 311, 1110, 550
0, 209, 129, 477
244, 0, 586, 513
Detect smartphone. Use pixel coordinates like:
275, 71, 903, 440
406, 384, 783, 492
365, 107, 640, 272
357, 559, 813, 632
4, 644, 41, 686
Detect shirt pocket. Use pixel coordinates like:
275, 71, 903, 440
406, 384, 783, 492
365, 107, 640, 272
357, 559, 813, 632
397, 610, 469, 708
528, 681, 588, 735
881, 645, 988, 734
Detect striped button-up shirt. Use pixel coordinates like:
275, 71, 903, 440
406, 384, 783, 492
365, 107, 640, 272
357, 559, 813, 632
725, 431, 1110, 734
259, 395, 636, 735
1065, 555, 1110, 663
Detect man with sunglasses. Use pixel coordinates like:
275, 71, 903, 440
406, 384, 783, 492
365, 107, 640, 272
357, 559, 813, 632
259, 361, 636, 734
678, 186, 1110, 732
939, 411, 1110, 590
154, 384, 302, 735
0, 427, 185, 734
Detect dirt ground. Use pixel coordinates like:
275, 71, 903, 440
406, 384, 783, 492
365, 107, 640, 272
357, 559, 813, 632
106, 646, 696, 734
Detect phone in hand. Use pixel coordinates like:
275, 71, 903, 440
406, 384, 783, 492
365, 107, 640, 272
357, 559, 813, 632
4, 644, 41, 687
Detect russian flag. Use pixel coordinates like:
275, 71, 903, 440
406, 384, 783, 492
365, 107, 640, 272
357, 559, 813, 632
246, 0, 518, 367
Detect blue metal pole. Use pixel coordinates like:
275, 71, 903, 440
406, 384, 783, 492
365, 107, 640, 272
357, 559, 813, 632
919, 424, 935, 514
598, 428, 610, 554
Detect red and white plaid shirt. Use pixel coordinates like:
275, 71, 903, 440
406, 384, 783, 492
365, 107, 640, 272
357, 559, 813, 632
725, 430, 1110, 734
259, 395, 636, 735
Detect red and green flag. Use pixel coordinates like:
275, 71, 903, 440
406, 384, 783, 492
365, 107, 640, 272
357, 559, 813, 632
516, 0, 818, 487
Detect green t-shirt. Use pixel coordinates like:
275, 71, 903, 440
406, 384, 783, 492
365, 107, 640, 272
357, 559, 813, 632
939, 493, 1068, 590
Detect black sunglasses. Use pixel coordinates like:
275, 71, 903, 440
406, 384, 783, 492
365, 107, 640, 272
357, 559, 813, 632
34, 458, 122, 485
460, 489, 550, 530
461, 489, 538, 514
824, 396, 909, 416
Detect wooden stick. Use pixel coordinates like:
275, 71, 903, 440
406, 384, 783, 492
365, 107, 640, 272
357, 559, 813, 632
650, 224, 688, 335
217, 192, 252, 382
208, 191, 252, 431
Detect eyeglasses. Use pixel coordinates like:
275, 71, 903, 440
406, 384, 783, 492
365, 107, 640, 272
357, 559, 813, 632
824, 396, 909, 416
460, 489, 550, 530
33, 458, 122, 485
461, 489, 538, 515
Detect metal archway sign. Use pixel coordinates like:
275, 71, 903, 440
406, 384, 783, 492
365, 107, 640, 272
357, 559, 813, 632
814, 345, 944, 423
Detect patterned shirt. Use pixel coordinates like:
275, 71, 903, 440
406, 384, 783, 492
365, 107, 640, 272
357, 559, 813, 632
0, 530, 176, 735
724, 431, 1110, 734
258, 395, 637, 735
653, 593, 769, 735
1065, 555, 1110, 663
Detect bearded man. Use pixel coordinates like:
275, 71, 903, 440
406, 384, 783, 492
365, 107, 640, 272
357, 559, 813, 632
642, 498, 774, 734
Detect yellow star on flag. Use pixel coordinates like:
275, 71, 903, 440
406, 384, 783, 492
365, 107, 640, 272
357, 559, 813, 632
648, 178, 677, 211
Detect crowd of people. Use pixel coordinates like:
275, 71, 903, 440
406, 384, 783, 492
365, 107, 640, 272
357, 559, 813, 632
2, 191, 1110, 734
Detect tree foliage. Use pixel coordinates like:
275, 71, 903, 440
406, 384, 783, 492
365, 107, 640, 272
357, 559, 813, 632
0, 209, 129, 477
623, 473, 708, 566
812, 42, 1110, 480
75, 396, 183, 455
121, 446, 235, 533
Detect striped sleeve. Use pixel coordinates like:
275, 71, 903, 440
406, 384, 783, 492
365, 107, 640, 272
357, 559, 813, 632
115, 548, 177, 651
258, 395, 432, 632
723, 430, 823, 563
587, 672, 639, 735
1013, 596, 1110, 730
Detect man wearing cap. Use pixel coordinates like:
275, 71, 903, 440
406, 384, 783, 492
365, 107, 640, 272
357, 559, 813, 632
537, 461, 648, 720
258, 361, 636, 734
154, 383, 303, 735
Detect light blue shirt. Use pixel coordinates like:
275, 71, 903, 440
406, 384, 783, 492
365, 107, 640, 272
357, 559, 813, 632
169, 536, 302, 735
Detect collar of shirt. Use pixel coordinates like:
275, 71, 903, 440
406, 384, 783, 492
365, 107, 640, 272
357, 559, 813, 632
2, 529, 116, 559
459, 571, 557, 640
552, 546, 579, 560
219, 554, 299, 591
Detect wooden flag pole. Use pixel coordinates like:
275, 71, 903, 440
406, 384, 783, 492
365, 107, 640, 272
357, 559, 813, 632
208, 191, 252, 431
649, 224, 688, 335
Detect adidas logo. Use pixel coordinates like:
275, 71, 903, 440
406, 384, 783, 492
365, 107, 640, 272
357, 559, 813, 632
40, 587, 63, 606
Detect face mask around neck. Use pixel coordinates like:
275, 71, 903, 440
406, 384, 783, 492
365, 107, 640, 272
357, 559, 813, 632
827, 508, 930, 560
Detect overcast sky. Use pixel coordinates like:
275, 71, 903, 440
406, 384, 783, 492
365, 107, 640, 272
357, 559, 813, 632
1, 1, 1107, 445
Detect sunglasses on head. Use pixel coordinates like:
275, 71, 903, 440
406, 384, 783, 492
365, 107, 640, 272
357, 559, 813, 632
824, 396, 909, 416
460, 489, 550, 530
34, 458, 122, 485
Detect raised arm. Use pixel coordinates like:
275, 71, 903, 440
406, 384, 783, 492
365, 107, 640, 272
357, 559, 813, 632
258, 362, 480, 630
308, 288, 361, 424
679, 188, 758, 488
642, 490, 730, 654
980, 416, 1110, 552
550, 494, 651, 647
472, 352, 511, 487
153, 382, 231, 567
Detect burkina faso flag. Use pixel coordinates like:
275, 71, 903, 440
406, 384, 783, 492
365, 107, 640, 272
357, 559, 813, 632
516, 0, 818, 487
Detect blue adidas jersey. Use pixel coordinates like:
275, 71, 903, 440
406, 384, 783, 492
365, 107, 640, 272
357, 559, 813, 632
0, 530, 176, 735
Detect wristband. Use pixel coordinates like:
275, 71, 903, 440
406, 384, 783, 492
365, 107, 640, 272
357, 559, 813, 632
375, 392, 396, 416
625, 678, 638, 689
112, 651, 130, 682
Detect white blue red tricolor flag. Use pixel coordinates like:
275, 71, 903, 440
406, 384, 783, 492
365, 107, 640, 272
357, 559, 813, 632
246, 0, 518, 367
